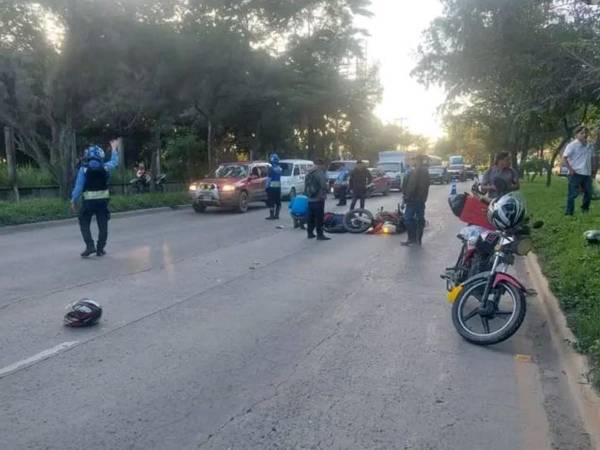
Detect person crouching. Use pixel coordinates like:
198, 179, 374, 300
289, 193, 309, 229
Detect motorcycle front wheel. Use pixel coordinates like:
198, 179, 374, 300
343, 209, 373, 233
451, 279, 526, 345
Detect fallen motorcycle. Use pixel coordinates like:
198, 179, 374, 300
340, 205, 406, 234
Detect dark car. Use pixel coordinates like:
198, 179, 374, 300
428, 165, 450, 184
464, 165, 477, 180
189, 162, 270, 213
447, 164, 466, 181
333, 168, 391, 199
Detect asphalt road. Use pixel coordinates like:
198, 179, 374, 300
0, 185, 593, 450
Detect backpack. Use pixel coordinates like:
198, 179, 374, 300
305, 171, 321, 198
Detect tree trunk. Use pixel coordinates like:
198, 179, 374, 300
547, 137, 569, 187
57, 122, 77, 200
4, 126, 19, 202
150, 129, 161, 193
546, 118, 576, 187
207, 120, 213, 171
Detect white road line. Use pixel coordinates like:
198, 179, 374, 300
0, 341, 79, 378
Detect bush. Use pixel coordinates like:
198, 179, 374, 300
0, 163, 56, 187
0, 192, 189, 226
522, 177, 600, 388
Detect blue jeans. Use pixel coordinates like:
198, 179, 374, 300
404, 201, 425, 241
566, 174, 592, 215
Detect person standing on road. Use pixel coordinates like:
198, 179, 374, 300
265, 153, 283, 220
401, 154, 430, 247
480, 152, 520, 199
336, 167, 350, 206
71, 138, 120, 257
564, 126, 593, 216
349, 160, 372, 210
304, 158, 331, 241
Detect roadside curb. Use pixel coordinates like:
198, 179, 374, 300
525, 253, 600, 450
0, 204, 191, 235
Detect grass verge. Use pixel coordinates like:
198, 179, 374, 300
0, 192, 189, 227
522, 177, 600, 388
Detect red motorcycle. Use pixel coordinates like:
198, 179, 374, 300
444, 188, 542, 345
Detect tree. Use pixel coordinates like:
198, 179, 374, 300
413, 0, 600, 183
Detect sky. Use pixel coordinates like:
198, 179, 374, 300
359, 1, 447, 140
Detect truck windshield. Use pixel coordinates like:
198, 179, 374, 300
377, 163, 402, 172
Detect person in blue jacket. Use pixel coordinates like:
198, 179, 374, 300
289, 194, 309, 229
265, 153, 283, 220
336, 168, 349, 206
70, 139, 119, 257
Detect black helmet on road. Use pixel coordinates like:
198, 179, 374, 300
64, 299, 103, 327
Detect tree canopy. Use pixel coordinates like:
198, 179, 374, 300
414, 0, 600, 182
0, 0, 427, 195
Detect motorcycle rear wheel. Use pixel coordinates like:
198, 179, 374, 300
451, 279, 526, 345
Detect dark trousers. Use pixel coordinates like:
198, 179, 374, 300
308, 200, 325, 237
337, 185, 347, 205
404, 200, 426, 243
266, 187, 282, 207
566, 174, 592, 215
292, 215, 307, 229
350, 191, 366, 210
79, 199, 110, 250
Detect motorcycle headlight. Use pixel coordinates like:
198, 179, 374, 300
189, 183, 198, 191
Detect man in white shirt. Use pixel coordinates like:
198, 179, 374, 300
563, 126, 593, 215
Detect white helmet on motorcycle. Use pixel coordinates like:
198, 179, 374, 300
487, 192, 526, 231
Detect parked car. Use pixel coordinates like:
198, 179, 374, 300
428, 165, 450, 184
333, 168, 391, 199
189, 161, 270, 213
279, 159, 314, 199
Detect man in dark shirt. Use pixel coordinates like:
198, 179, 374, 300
349, 160, 372, 210
401, 154, 430, 247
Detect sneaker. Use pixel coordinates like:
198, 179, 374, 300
316, 235, 331, 241
401, 240, 416, 247
307, 233, 316, 239
96, 249, 106, 257
81, 247, 96, 257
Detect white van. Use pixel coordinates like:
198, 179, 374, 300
279, 159, 315, 198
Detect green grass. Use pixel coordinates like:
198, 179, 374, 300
522, 177, 600, 388
0, 192, 189, 227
